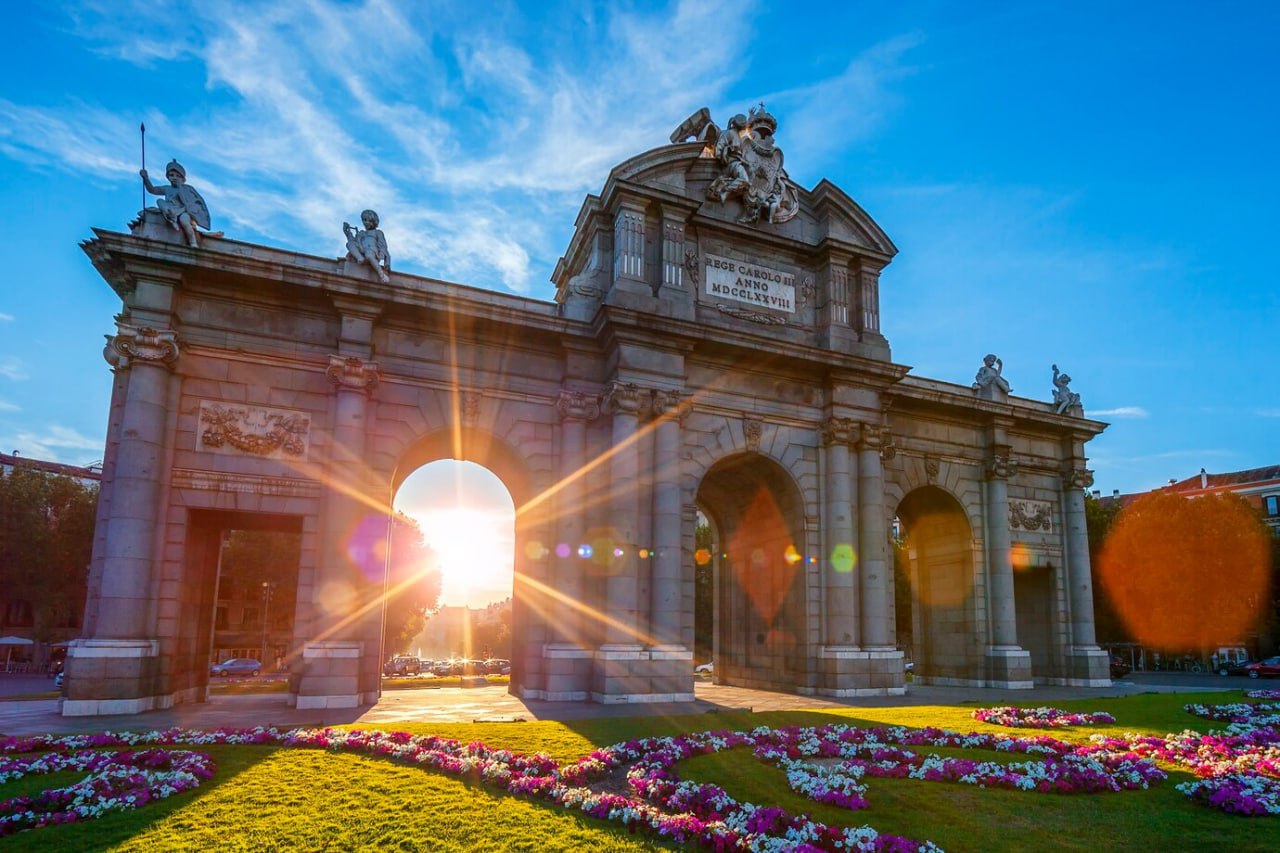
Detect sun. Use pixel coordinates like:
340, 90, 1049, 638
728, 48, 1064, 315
417, 507, 514, 608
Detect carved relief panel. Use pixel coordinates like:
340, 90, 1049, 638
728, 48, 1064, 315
197, 401, 311, 460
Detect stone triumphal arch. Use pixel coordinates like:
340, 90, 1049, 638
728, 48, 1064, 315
67, 105, 1109, 716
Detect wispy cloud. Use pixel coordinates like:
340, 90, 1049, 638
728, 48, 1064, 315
0, 400, 19, 412
1089, 406, 1149, 418
1258, 408, 1280, 418
0, 313, 13, 322
0, 1, 922, 295
1, 425, 103, 463
0, 359, 27, 381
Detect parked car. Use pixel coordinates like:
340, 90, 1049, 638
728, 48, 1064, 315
54, 671, 64, 689
210, 658, 262, 677
383, 656, 422, 676
1242, 656, 1280, 679
1214, 646, 1252, 676
1109, 656, 1132, 678
482, 658, 511, 675
694, 661, 714, 674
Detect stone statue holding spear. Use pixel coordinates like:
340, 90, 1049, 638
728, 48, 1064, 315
138, 124, 211, 248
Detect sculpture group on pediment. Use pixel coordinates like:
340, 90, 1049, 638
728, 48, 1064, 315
671, 103, 800, 226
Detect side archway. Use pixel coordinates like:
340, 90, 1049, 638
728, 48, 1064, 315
695, 452, 810, 692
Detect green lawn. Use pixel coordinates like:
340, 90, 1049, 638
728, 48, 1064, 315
2, 690, 1278, 851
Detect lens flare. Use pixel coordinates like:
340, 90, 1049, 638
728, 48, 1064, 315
830, 543, 856, 573
1098, 492, 1269, 649
694, 548, 712, 566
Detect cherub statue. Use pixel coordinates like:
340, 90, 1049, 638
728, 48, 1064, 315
140, 159, 210, 248
1051, 364, 1081, 414
972, 353, 1011, 397
343, 209, 391, 284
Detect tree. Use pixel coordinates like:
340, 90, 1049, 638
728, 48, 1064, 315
1096, 491, 1271, 652
1084, 493, 1126, 643
472, 598, 512, 659
382, 513, 441, 655
0, 467, 97, 644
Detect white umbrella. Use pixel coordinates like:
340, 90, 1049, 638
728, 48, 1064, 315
0, 636, 33, 669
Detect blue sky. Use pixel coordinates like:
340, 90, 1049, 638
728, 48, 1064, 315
1, 0, 1276, 503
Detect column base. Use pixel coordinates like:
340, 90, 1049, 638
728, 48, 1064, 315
289, 641, 370, 710
589, 644, 695, 703
1066, 646, 1113, 686
526, 643, 594, 701
815, 646, 907, 696
61, 639, 166, 717
984, 645, 1034, 688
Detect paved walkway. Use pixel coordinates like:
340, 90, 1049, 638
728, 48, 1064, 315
0, 674, 1238, 737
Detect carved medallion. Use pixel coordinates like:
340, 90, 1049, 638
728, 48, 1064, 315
197, 401, 310, 460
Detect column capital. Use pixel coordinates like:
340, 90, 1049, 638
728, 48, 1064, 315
652, 389, 689, 423
986, 445, 1018, 480
857, 423, 894, 459
556, 389, 601, 422
103, 322, 179, 370
326, 354, 380, 395
1062, 465, 1095, 490
821, 416, 859, 447
605, 381, 648, 416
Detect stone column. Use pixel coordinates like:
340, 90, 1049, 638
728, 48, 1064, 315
821, 417, 859, 647
593, 381, 648, 702
982, 427, 1032, 687
985, 445, 1018, 648
601, 381, 645, 648
294, 354, 379, 711
64, 322, 178, 717
650, 391, 686, 646
541, 389, 599, 700
857, 424, 893, 649
1063, 464, 1110, 684
94, 323, 179, 639
648, 391, 694, 699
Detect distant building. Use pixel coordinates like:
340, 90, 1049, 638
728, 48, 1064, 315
0, 451, 102, 487
1099, 464, 1280, 532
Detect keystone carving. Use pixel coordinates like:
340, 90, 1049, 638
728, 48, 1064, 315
326, 355, 380, 394
924, 456, 940, 483
743, 416, 763, 452
103, 323, 179, 369
460, 391, 481, 427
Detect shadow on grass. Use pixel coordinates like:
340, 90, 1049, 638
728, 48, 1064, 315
0, 741, 280, 852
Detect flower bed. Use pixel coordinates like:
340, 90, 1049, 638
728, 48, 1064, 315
0, 748, 214, 836
971, 706, 1116, 728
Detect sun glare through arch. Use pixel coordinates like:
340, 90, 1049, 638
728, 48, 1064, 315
394, 460, 515, 609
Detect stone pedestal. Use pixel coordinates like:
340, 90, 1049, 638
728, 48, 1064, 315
290, 641, 367, 710
61, 639, 164, 717
590, 645, 694, 703
984, 646, 1034, 688
815, 646, 907, 697
1067, 646, 1112, 686
537, 643, 593, 701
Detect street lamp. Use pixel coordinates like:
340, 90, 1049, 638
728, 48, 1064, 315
261, 581, 276, 668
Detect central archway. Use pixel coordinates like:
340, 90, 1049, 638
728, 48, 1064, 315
696, 453, 809, 692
